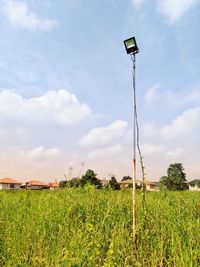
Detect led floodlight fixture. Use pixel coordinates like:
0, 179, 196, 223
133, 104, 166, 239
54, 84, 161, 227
124, 37, 139, 55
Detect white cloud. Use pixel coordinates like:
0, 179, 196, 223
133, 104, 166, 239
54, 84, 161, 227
165, 86, 200, 107
132, 0, 146, 9
124, 124, 158, 146
157, 0, 199, 24
166, 147, 184, 159
2, 0, 58, 31
27, 146, 60, 161
160, 106, 200, 139
142, 124, 157, 138
143, 83, 200, 109
185, 164, 200, 180
0, 89, 139, 181
141, 143, 164, 155
0, 145, 68, 180
87, 144, 122, 160
184, 89, 200, 104
79, 120, 128, 147
0, 89, 91, 151
0, 89, 91, 128
144, 83, 160, 105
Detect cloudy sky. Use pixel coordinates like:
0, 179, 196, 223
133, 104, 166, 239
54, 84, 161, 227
0, 0, 199, 182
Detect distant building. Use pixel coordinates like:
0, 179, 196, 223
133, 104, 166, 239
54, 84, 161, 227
26, 180, 50, 190
119, 179, 133, 189
145, 181, 158, 191
49, 181, 59, 190
189, 185, 199, 191
188, 179, 200, 191
100, 179, 109, 188
119, 178, 158, 191
0, 178, 22, 190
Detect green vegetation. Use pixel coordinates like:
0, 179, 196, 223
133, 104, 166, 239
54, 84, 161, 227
160, 163, 188, 190
0, 190, 200, 266
81, 169, 102, 188
108, 176, 120, 190
59, 169, 102, 189
121, 176, 132, 181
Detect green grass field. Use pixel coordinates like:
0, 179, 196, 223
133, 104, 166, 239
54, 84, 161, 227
0, 189, 200, 266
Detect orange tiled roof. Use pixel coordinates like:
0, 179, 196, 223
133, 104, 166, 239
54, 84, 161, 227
26, 180, 50, 187
0, 178, 22, 184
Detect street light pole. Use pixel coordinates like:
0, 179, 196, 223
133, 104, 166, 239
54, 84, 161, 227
123, 37, 139, 242
131, 53, 137, 239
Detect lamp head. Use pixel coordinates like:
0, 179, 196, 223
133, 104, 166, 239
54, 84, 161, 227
124, 37, 139, 55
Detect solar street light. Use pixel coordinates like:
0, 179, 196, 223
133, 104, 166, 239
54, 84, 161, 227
124, 36, 139, 242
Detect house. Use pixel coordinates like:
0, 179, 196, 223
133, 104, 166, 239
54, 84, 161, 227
26, 180, 50, 190
188, 179, 200, 191
145, 180, 158, 191
119, 179, 144, 189
119, 179, 133, 189
119, 178, 158, 191
100, 179, 109, 188
0, 178, 22, 190
49, 181, 59, 190
189, 184, 199, 191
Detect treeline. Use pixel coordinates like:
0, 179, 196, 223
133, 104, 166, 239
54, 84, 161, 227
59, 169, 121, 190
59, 163, 199, 191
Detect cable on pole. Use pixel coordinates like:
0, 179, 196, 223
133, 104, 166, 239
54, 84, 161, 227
130, 54, 147, 226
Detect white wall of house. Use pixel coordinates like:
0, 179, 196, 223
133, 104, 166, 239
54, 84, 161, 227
146, 184, 158, 191
13, 184, 21, 189
0, 183, 10, 190
28, 185, 42, 190
0, 183, 21, 190
189, 185, 199, 191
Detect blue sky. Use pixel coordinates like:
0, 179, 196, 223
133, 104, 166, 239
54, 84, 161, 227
0, 0, 199, 181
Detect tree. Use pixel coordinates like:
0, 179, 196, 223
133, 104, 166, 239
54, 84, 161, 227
109, 176, 120, 190
159, 176, 171, 190
159, 163, 187, 191
68, 178, 82, 188
81, 169, 102, 188
59, 180, 68, 188
121, 176, 132, 181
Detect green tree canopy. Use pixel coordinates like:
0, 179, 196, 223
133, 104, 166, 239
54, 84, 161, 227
197, 180, 200, 188
68, 178, 82, 188
121, 176, 132, 181
59, 180, 68, 188
159, 163, 187, 191
81, 169, 102, 188
109, 176, 120, 190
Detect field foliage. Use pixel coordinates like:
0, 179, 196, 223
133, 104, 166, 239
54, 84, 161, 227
0, 189, 200, 266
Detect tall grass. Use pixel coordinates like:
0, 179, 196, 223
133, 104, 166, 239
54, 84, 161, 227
0, 189, 200, 266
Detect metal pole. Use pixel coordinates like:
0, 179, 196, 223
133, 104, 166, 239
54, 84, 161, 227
131, 53, 137, 241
